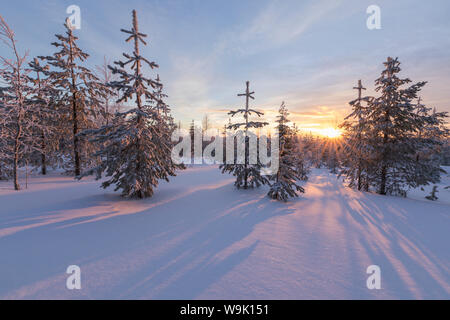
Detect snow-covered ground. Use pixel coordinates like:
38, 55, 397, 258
0, 166, 449, 299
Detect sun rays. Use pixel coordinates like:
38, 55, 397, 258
318, 128, 342, 138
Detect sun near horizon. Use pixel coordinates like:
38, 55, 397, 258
299, 127, 343, 139
319, 127, 342, 138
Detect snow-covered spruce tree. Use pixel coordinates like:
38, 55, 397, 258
340, 80, 372, 191
189, 119, 196, 159
152, 74, 177, 132
412, 99, 448, 188
441, 139, 450, 166
220, 81, 268, 189
39, 20, 108, 176
324, 140, 340, 174
291, 123, 309, 181
28, 57, 61, 175
0, 15, 37, 190
148, 73, 184, 167
153, 75, 168, 115
365, 57, 448, 195
268, 102, 305, 201
308, 135, 323, 168
297, 132, 315, 169
80, 10, 182, 199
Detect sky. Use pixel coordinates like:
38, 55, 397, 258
1, 0, 450, 135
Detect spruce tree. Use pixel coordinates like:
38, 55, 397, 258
220, 81, 268, 189
340, 80, 372, 191
412, 99, 448, 188
153, 75, 168, 115
40, 20, 108, 176
370, 57, 448, 195
268, 102, 305, 201
189, 119, 196, 160
80, 10, 182, 199
291, 123, 310, 181
28, 57, 61, 175
342, 57, 448, 196
152, 74, 177, 132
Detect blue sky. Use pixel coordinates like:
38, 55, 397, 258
1, 0, 449, 133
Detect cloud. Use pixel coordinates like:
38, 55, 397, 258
244, 0, 341, 45
214, 0, 342, 56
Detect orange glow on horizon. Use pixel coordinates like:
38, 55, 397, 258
319, 127, 342, 138
301, 127, 342, 138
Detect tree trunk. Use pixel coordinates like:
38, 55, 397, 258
72, 91, 80, 176
379, 110, 389, 195
36, 71, 47, 176
244, 136, 249, 189
133, 9, 143, 192
357, 163, 362, 191
243, 81, 250, 189
380, 165, 387, 195
41, 131, 47, 175
13, 119, 22, 190
364, 181, 369, 192
68, 29, 81, 177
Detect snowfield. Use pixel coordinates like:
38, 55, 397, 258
0, 166, 449, 299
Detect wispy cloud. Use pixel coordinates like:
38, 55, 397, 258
243, 0, 342, 46
214, 0, 342, 56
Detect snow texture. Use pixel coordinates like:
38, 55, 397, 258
0, 166, 449, 299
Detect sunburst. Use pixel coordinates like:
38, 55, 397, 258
319, 128, 342, 138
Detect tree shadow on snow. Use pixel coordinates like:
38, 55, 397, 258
335, 186, 450, 299
0, 179, 295, 299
